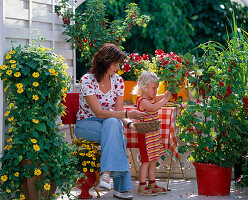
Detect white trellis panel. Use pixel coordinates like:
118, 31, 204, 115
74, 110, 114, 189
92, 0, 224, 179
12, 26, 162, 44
0, 0, 77, 156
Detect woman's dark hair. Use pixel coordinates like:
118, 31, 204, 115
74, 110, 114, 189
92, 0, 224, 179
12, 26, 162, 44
89, 43, 126, 82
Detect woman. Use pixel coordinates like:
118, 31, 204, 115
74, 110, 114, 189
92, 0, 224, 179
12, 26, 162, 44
75, 43, 147, 200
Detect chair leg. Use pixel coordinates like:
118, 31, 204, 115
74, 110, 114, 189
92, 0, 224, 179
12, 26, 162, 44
178, 155, 186, 181
93, 171, 101, 198
166, 153, 173, 191
129, 148, 139, 180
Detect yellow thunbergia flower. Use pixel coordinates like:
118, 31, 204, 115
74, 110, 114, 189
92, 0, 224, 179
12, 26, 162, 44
9, 50, 15, 54
49, 69, 55, 74
9, 103, 14, 108
14, 172, 19, 177
90, 169, 94, 172
6, 137, 12, 143
0, 65, 7, 70
4, 111, 10, 116
3, 145, 8, 150
6, 189, 11, 193
97, 163, 100, 167
6, 70, 12, 75
32, 72, 39, 78
8, 127, 13, 132
33, 144, 40, 151
11, 64, 16, 68
62, 87, 67, 92
14, 72, 21, 77
1, 175, 8, 182
32, 95, 39, 101
31, 138, 37, 143
9, 60, 16, 64
17, 88, 24, 94
117, 70, 124, 76
83, 168, 88, 172
53, 193, 58, 199
7, 145, 12, 150
8, 117, 14, 121
32, 119, 39, 124
16, 83, 23, 88
44, 183, 51, 191
20, 194, 25, 200
5, 54, 11, 59
33, 82, 39, 87
34, 169, 41, 176
54, 72, 58, 76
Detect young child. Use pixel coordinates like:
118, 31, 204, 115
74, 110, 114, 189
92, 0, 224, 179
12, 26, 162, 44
132, 70, 172, 196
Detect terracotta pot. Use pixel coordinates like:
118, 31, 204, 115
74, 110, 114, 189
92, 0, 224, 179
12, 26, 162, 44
124, 81, 137, 101
20, 160, 57, 200
77, 171, 97, 199
157, 80, 189, 101
193, 162, 232, 196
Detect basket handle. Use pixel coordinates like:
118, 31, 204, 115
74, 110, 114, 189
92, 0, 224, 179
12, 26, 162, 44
140, 112, 155, 122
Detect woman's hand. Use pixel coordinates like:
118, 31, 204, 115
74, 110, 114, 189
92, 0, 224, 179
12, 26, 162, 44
128, 110, 148, 120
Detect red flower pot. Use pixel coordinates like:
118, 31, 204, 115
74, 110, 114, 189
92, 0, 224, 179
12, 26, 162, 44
77, 171, 97, 199
193, 162, 232, 196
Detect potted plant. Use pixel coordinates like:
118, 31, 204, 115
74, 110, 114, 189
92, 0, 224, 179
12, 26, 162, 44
0, 44, 78, 200
178, 26, 248, 196
72, 139, 101, 199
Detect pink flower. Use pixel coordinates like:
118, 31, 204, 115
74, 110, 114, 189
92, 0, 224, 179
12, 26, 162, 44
142, 54, 148, 60
134, 55, 142, 62
155, 49, 164, 55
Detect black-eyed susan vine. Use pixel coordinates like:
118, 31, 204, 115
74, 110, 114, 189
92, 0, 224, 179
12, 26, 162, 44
0, 44, 78, 199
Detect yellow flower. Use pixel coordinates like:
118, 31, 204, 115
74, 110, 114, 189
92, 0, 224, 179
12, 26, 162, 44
33, 144, 40, 151
54, 72, 58, 76
6, 137, 12, 142
9, 103, 14, 108
6, 70, 12, 75
14, 72, 21, 77
49, 69, 55, 74
62, 87, 67, 92
16, 83, 23, 88
32, 72, 39, 78
4, 86, 8, 92
32, 119, 39, 124
83, 168, 88, 172
3, 145, 8, 150
53, 193, 58, 199
31, 138, 37, 143
117, 70, 124, 75
7, 145, 12, 150
5, 54, 11, 59
9, 60, 16, 64
4, 111, 10, 116
11, 64, 16, 68
90, 169, 94, 172
8, 50, 15, 54
32, 95, 39, 101
1, 175, 8, 182
8, 127, 13, 132
0, 65, 7, 70
6, 189, 11, 193
34, 169, 41, 176
59, 55, 66, 61
14, 172, 19, 177
20, 194, 25, 200
44, 183, 51, 191
17, 88, 24, 93
33, 82, 39, 87
8, 117, 14, 121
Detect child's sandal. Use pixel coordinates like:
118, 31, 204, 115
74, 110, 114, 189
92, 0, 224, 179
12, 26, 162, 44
148, 183, 167, 194
137, 184, 157, 196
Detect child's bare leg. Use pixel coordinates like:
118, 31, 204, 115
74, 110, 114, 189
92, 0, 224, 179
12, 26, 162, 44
148, 160, 157, 181
139, 162, 150, 183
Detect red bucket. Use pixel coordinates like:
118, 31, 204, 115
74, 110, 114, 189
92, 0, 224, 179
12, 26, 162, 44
193, 162, 232, 196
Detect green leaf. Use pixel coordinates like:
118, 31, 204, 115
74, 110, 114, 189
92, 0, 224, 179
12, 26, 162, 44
27, 60, 37, 69
21, 67, 30, 75
31, 131, 39, 138
34, 123, 47, 132
18, 155, 23, 162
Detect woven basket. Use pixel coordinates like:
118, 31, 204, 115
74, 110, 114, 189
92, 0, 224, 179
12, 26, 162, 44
133, 115, 161, 134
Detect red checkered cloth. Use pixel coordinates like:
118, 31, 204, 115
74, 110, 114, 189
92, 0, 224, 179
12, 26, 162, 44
124, 105, 179, 158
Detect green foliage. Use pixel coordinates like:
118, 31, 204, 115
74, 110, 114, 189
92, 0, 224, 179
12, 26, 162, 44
55, 0, 150, 71
178, 26, 248, 167
106, 0, 194, 54
0, 44, 78, 199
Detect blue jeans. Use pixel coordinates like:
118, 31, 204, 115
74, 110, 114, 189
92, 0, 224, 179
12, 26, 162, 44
75, 117, 132, 192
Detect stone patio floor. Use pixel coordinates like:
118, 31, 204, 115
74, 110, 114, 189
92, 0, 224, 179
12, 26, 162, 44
57, 178, 248, 200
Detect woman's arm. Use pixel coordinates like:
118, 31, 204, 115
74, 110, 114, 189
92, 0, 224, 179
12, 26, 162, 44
85, 95, 147, 120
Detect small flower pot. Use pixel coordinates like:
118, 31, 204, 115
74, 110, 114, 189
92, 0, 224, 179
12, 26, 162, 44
193, 162, 232, 196
124, 81, 137, 101
77, 171, 97, 199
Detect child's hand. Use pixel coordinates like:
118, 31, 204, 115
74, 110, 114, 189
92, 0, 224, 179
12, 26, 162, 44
129, 123, 137, 132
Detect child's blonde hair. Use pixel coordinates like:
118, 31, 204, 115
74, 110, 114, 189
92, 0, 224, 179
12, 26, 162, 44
132, 70, 159, 96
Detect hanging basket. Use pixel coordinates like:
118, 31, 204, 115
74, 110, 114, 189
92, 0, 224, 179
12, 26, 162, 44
133, 115, 161, 134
